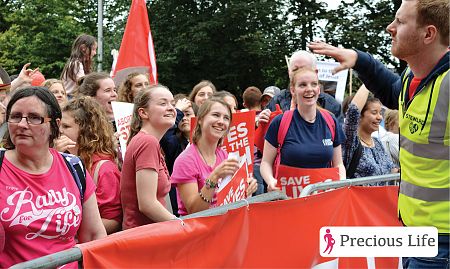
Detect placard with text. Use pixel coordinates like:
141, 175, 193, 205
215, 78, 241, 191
276, 165, 340, 198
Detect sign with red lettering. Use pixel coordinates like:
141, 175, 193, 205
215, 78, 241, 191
276, 165, 340, 198
190, 110, 256, 174
111, 101, 134, 159
216, 162, 248, 206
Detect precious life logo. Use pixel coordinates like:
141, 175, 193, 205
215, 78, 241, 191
320, 227, 438, 257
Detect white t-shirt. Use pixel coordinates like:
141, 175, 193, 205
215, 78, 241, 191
62, 60, 84, 95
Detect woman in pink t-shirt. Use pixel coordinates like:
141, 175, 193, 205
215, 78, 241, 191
0, 87, 106, 268
171, 99, 257, 216
121, 85, 177, 229
55, 96, 122, 234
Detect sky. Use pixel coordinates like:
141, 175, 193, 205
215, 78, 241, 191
323, 0, 342, 10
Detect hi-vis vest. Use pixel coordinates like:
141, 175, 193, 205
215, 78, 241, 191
398, 68, 449, 233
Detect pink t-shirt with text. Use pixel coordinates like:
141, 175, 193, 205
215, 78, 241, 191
0, 149, 95, 268
121, 132, 171, 229
171, 144, 228, 216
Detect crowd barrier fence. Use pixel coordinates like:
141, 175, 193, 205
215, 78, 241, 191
10, 191, 288, 269
11, 174, 400, 269
300, 173, 400, 197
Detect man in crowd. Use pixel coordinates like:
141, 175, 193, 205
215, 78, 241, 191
309, 0, 449, 267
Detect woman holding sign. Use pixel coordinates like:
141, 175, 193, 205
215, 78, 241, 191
261, 67, 346, 194
121, 85, 177, 229
171, 98, 257, 215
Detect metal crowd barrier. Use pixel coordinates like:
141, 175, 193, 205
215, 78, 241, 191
11, 174, 401, 269
10, 191, 288, 269
300, 173, 401, 197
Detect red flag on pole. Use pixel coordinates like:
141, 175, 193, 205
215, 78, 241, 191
111, 0, 157, 87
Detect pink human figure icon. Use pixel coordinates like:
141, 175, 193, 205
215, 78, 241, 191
323, 229, 335, 254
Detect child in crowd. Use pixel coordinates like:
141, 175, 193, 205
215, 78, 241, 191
161, 93, 197, 216
60, 34, 97, 96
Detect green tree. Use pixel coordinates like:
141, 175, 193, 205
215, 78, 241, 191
287, 0, 328, 50
0, 0, 97, 78
323, 0, 403, 73
149, 0, 290, 99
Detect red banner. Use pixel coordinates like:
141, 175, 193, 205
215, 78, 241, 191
216, 162, 249, 206
80, 187, 402, 268
190, 110, 256, 174
254, 104, 282, 152
111, 0, 158, 87
276, 165, 340, 198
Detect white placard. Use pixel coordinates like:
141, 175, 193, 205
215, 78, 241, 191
112, 101, 134, 160
317, 61, 349, 103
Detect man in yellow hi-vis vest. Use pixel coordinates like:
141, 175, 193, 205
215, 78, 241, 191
309, 0, 449, 268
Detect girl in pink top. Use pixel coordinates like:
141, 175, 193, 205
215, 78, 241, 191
0, 87, 105, 268
171, 99, 257, 216
56, 96, 122, 234
121, 85, 177, 229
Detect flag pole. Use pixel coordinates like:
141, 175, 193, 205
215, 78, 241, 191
97, 0, 103, 72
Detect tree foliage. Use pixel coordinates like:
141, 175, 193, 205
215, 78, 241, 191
149, 0, 290, 96
323, 0, 403, 73
0, 0, 400, 99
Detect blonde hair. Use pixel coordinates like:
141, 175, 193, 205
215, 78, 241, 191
290, 66, 318, 87
384, 109, 399, 132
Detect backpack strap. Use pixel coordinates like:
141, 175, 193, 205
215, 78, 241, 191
93, 160, 108, 186
274, 110, 294, 179
0, 149, 5, 171
319, 109, 335, 142
61, 152, 87, 203
0, 150, 86, 202
346, 140, 363, 179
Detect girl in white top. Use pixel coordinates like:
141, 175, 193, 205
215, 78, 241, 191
60, 34, 97, 95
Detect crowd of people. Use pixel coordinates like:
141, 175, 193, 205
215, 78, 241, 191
0, 0, 448, 268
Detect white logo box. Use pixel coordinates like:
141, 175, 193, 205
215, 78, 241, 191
320, 226, 438, 257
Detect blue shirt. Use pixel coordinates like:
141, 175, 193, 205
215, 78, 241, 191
265, 109, 345, 168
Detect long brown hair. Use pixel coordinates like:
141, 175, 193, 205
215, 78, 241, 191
61, 34, 97, 82
62, 96, 117, 171
117, 72, 149, 103
188, 80, 216, 103
192, 98, 232, 147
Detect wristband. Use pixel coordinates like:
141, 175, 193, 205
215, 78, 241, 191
205, 178, 218, 189
199, 191, 212, 203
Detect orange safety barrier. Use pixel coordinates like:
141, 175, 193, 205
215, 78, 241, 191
79, 186, 402, 268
